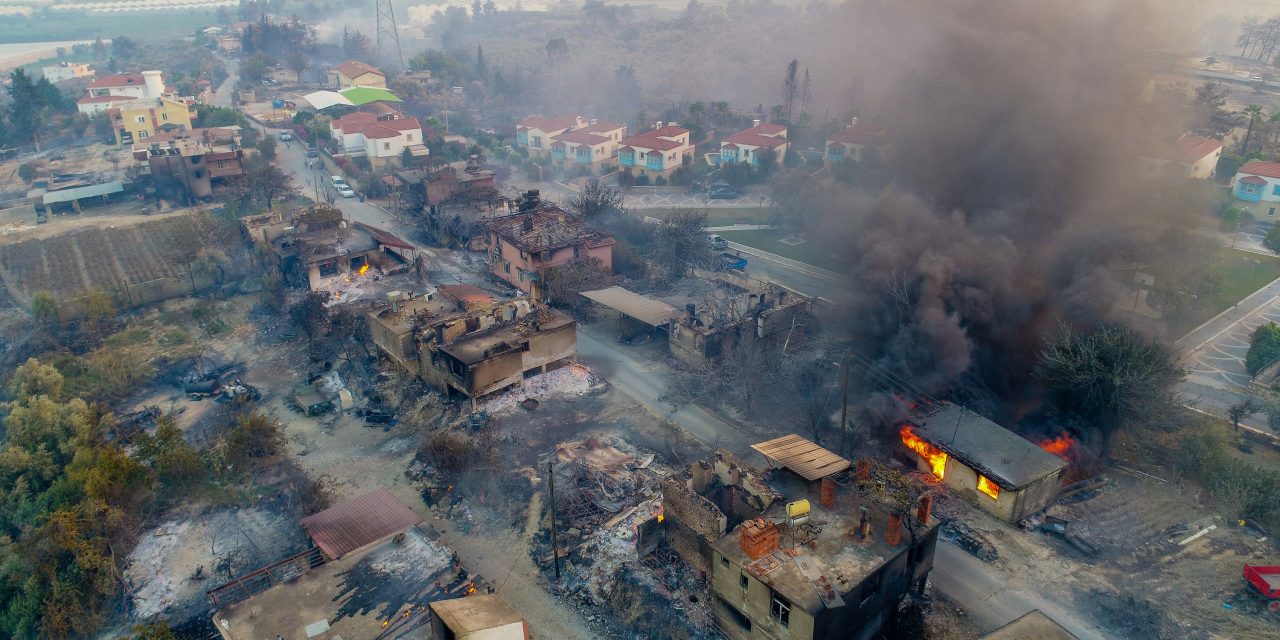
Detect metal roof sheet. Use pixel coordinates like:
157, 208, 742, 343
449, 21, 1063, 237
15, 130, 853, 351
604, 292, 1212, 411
302, 90, 354, 110
751, 434, 851, 481
42, 180, 123, 204
340, 86, 402, 105
905, 402, 1067, 490
580, 286, 677, 327
299, 487, 423, 558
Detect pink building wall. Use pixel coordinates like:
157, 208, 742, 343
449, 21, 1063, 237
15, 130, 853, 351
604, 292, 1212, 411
489, 233, 614, 292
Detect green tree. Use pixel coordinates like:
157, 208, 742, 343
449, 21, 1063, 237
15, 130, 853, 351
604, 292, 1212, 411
1037, 325, 1184, 458
648, 208, 717, 281
257, 134, 278, 161
1247, 321, 1280, 374
30, 291, 59, 327
1264, 225, 1280, 254
226, 412, 286, 468
1242, 104, 1265, 154
16, 162, 38, 184
134, 418, 204, 494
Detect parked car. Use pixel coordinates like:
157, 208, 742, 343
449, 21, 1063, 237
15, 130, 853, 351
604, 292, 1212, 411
708, 234, 728, 250
279, 132, 293, 141
306, 148, 318, 158
337, 186, 356, 198
331, 175, 345, 185
709, 182, 739, 199
719, 252, 748, 271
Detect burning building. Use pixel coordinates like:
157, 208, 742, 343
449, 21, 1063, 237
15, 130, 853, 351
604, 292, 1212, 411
663, 437, 939, 640
367, 288, 577, 408
668, 283, 812, 366
900, 402, 1066, 523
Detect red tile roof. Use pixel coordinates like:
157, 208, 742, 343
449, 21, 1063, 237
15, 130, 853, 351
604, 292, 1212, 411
553, 129, 611, 146
334, 60, 385, 79
1240, 161, 1280, 180
1240, 175, 1269, 185
642, 125, 689, 139
77, 94, 129, 104
332, 112, 420, 139
516, 114, 583, 133
747, 122, 787, 136
354, 221, 415, 250
722, 131, 788, 148
620, 126, 690, 152
483, 207, 615, 252
578, 121, 626, 135
299, 487, 423, 559
88, 73, 145, 89
1140, 135, 1222, 164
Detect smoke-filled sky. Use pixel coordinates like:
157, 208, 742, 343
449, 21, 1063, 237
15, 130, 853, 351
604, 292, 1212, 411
819, 0, 1197, 423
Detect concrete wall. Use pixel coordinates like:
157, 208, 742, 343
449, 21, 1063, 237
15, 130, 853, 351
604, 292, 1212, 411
1008, 470, 1063, 522
712, 549, 817, 640
908, 452, 1059, 523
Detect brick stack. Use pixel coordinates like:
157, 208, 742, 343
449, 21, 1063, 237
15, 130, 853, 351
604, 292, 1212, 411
740, 518, 780, 560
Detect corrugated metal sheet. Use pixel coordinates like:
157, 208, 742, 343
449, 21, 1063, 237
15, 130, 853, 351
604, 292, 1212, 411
751, 434, 850, 481
580, 286, 677, 327
299, 487, 423, 559
42, 181, 123, 205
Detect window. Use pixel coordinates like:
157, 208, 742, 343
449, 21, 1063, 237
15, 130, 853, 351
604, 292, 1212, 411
720, 555, 730, 569
573, 245, 581, 259
977, 474, 1000, 499
503, 261, 511, 274
406, 133, 413, 141
1244, 182, 1262, 195
861, 571, 881, 605
190, 157, 200, 165
318, 261, 338, 277
532, 135, 542, 148
1271, 208, 1277, 217
739, 573, 749, 592
769, 593, 790, 627
136, 115, 146, 123
137, 131, 148, 139
384, 142, 391, 150
161, 113, 168, 121
1272, 184, 1280, 196
216, 160, 226, 169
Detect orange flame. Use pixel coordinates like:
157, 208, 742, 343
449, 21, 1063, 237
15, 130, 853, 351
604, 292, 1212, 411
657, 513, 665, 523
1039, 433, 1073, 459
900, 426, 947, 479
357, 263, 370, 276
976, 475, 1000, 500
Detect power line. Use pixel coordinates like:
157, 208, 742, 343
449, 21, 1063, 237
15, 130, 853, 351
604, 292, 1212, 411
375, 0, 404, 72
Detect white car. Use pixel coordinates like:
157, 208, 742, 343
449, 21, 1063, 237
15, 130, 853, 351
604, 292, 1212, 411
279, 132, 293, 141
337, 186, 356, 198
331, 175, 345, 185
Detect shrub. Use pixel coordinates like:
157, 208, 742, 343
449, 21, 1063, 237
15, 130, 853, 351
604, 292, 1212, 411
226, 412, 286, 468
1246, 322, 1280, 374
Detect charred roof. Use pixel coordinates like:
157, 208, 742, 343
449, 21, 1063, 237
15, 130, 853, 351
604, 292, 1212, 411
903, 402, 1066, 490
483, 203, 614, 254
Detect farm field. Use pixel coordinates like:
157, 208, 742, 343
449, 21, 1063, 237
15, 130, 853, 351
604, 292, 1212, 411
0, 212, 230, 307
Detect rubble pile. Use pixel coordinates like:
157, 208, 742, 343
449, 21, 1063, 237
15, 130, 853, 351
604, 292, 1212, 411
484, 364, 606, 415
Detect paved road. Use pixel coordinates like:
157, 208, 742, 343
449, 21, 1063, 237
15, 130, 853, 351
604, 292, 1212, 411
932, 542, 1108, 640
722, 240, 854, 307
575, 327, 758, 458
1177, 275, 1280, 432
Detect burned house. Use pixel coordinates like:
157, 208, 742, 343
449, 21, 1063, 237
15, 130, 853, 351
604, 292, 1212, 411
429, 594, 529, 639
210, 488, 495, 640
668, 283, 812, 365
663, 436, 940, 640
482, 191, 615, 293
900, 402, 1067, 523
368, 289, 577, 407
256, 205, 416, 289
131, 127, 245, 203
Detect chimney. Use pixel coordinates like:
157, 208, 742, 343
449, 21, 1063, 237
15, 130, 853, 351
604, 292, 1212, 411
857, 506, 870, 540
739, 518, 780, 560
752, 118, 761, 128
530, 280, 543, 305
685, 303, 696, 319
917, 493, 933, 526
654, 121, 664, 130
142, 70, 164, 99
590, 118, 598, 125
521, 216, 534, 232
856, 459, 870, 481
819, 477, 835, 508
886, 514, 903, 546
849, 116, 859, 128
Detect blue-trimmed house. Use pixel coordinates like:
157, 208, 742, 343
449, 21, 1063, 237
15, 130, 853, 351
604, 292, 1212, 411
1232, 161, 1280, 219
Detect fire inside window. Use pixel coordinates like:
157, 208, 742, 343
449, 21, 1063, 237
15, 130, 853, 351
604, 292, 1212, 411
900, 426, 947, 479
977, 475, 1000, 500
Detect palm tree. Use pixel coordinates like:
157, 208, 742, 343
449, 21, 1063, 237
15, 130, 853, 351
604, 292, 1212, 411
688, 101, 706, 127
711, 101, 731, 127
1242, 104, 1265, 154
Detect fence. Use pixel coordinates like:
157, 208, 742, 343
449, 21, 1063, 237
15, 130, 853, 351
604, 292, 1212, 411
205, 546, 327, 608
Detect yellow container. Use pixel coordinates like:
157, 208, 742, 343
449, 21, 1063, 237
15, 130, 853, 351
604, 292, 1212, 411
786, 499, 811, 519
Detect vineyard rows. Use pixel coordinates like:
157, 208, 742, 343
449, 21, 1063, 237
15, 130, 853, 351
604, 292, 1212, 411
0, 215, 210, 307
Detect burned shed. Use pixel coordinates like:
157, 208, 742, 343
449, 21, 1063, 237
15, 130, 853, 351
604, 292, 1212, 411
900, 402, 1066, 523
668, 283, 812, 365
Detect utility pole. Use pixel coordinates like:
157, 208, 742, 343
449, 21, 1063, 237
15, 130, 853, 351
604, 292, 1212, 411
375, 0, 404, 72
547, 461, 561, 580
838, 357, 850, 457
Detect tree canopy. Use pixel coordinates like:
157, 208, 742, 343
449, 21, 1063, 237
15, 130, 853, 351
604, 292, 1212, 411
1247, 321, 1280, 375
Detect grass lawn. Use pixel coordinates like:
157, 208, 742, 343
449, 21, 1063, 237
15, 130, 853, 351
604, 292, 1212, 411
635, 206, 772, 227
713, 229, 847, 272
1166, 248, 1280, 338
